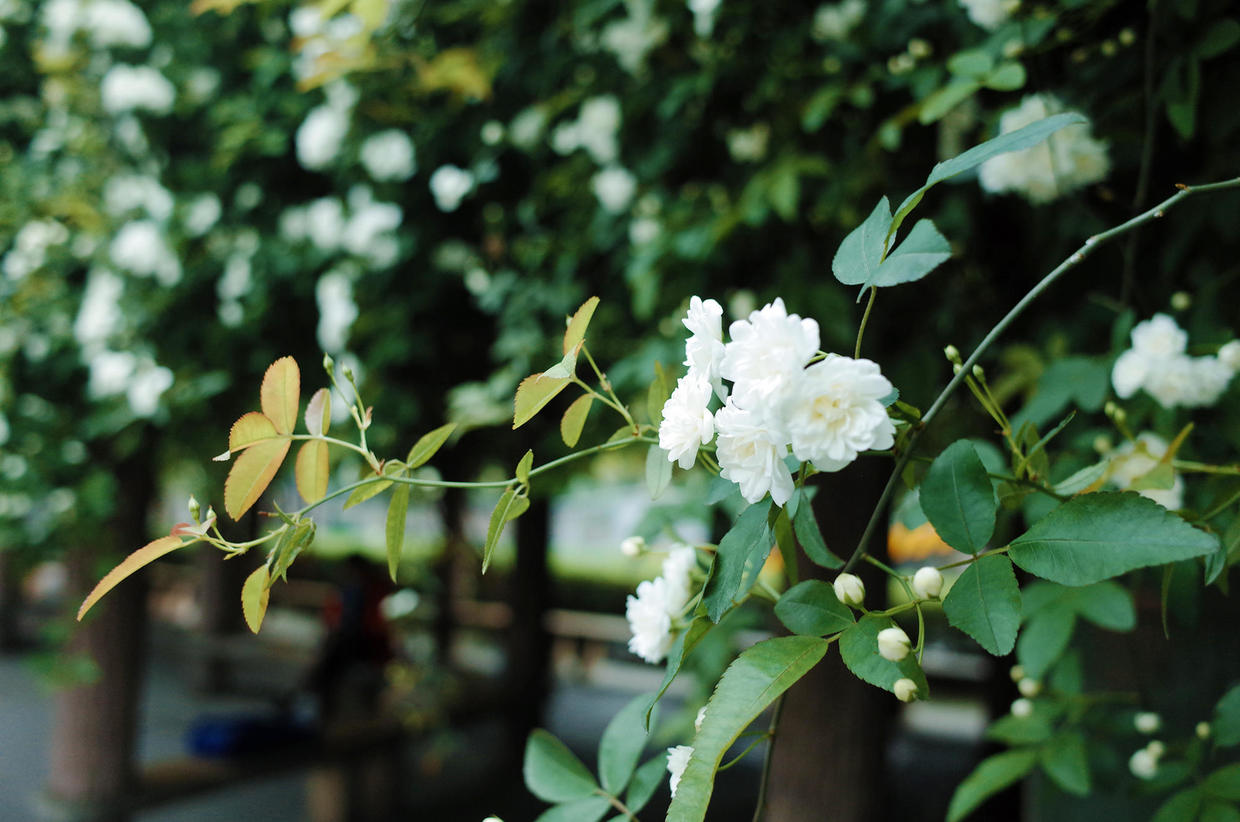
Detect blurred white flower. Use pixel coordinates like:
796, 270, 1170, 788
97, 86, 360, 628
780, 354, 895, 471
667, 745, 693, 797
1010, 697, 1033, 718
305, 197, 345, 251
958, 0, 1019, 31
344, 199, 403, 266
104, 174, 173, 222
1129, 747, 1159, 780
1131, 313, 1188, 359
185, 68, 220, 103
625, 576, 676, 663
360, 129, 416, 182
727, 124, 770, 163
714, 400, 794, 506
296, 104, 350, 171
1135, 712, 1162, 734
812, 0, 865, 41
429, 165, 475, 213
620, 536, 646, 557
687, 0, 721, 38
87, 349, 136, 398
578, 96, 622, 164
1108, 433, 1184, 511
100, 65, 175, 115
978, 94, 1109, 204
316, 270, 358, 353
659, 373, 716, 470
508, 106, 547, 152
629, 216, 661, 246
2, 218, 68, 280
720, 298, 819, 411
109, 220, 181, 285
480, 120, 505, 146
601, 0, 668, 73
127, 360, 173, 417
1219, 340, 1240, 373
85, 0, 151, 48
183, 193, 222, 237
74, 267, 124, 349
592, 166, 637, 214
216, 255, 251, 301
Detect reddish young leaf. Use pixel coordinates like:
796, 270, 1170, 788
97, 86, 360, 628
77, 535, 188, 620
224, 438, 291, 520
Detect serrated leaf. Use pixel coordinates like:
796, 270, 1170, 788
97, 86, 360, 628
260, 356, 300, 435
516, 449, 534, 487
920, 440, 996, 554
241, 565, 271, 634
271, 520, 314, 584
385, 484, 410, 582
405, 422, 456, 469
832, 196, 893, 287
791, 496, 842, 568
523, 729, 598, 803
1213, 684, 1240, 747
304, 388, 331, 437
563, 296, 601, 355
533, 796, 612, 822
942, 554, 1021, 655
862, 219, 952, 290
626, 752, 669, 815
646, 444, 673, 500
482, 488, 529, 573
666, 636, 830, 822
294, 440, 329, 504
1009, 492, 1219, 586
1017, 608, 1075, 680
598, 694, 653, 795
542, 346, 580, 380
514, 373, 572, 429
946, 749, 1039, 822
229, 411, 280, 451
702, 502, 772, 622
224, 438, 291, 520
839, 614, 929, 696
774, 580, 855, 636
344, 461, 403, 509
561, 395, 593, 448
646, 617, 712, 728
77, 535, 188, 620
1041, 731, 1090, 796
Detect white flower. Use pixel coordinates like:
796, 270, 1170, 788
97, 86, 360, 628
893, 678, 919, 703
100, 65, 175, 115
877, 626, 911, 661
780, 354, 895, 471
630, 217, 661, 246
832, 573, 865, 607
812, 0, 865, 41
600, 3, 668, 74
1111, 349, 1147, 399
625, 577, 675, 663
87, 349, 136, 398
1112, 314, 1234, 408
720, 298, 819, 411
1134, 712, 1162, 734
1219, 340, 1240, 373
682, 296, 726, 398
592, 166, 637, 214
183, 193, 222, 237
360, 129, 416, 182
1131, 314, 1188, 358
508, 106, 547, 152
661, 544, 698, 608
978, 94, 1109, 204
687, 0, 721, 38
429, 165, 475, 212
104, 174, 173, 222
957, 0, 1018, 31
86, 0, 151, 48
304, 197, 345, 252
658, 373, 715, 470
667, 745, 693, 797
727, 124, 770, 163
74, 267, 125, 349
343, 199, 403, 263
620, 536, 646, 557
1010, 698, 1033, 718
316, 271, 358, 353
110, 220, 180, 285
1108, 433, 1183, 510
911, 567, 943, 599
127, 360, 173, 417
1197, 722, 1212, 740
714, 401, 794, 505
577, 96, 622, 163
1128, 747, 1159, 780
296, 104, 350, 171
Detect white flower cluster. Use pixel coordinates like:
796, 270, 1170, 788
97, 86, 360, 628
1112, 314, 1237, 409
295, 82, 358, 172
811, 0, 865, 42
666, 744, 693, 797
40, 0, 152, 56
100, 65, 176, 116
360, 129, 416, 183
957, 0, 1018, 31
550, 96, 638, 215
2, 218, 69, 281
978, 94, 1109, 204
599, 0, 668, 73
624, 545, 697, 664
288, 5, 367, 83
428, 165, 476, 213
659, 297, 897, 507
280, 186, 402, 267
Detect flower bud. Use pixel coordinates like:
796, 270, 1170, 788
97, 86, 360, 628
482, 817, 504, 822
971, 364, 985, 380
187, 494, 201, 521
943, 345, 961, 364
1134, 712, 1162, 734
1197, 722, 1212, 740
322, 353, 335, 377
833, 573, 866, 607
1017, 678, 1042, 698
877, 626, 911, 661
1129, 748, 1158, 780
1170, 291, 1191, 311
1146, 740, 1165, 759
620, 536, 647, 557
911, 567, 943, 599
952, 363, 963, 375
1009, 664, 1026, 683
1011, 698, 1033, 718
893, 678, 919, 702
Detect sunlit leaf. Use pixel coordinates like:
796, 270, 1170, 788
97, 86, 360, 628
241, 564, 271, 634
77, 535, 188, 620
386, 484, 410, 582
483, 488, 530, 573
561, 395, 593, 448
563, 296, 600, 355
304, 387, 331, 437
344, 461, 403, 509
405, 422, 456, 469
260, 356, 300, 435
516, 449, 534, 487
514, 373, 572, 429
229, 411, 279, 451
294, 440, 329, 504
224, 438, 291, 520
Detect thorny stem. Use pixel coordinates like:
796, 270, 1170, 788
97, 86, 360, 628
841, 177, 1240, 574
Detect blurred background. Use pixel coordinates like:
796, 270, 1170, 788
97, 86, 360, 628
2, 0, 1239, 819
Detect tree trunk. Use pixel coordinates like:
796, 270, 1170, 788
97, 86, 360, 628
763, 460, 893, 822
0, 549, 23, 651
191, 543, 247, 692
506, 496, 551, 743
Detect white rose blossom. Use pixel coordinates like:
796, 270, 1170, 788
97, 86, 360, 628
1108, 433, 1183, 511
714, 400, 794, 506
682, 296, 726, 398
624, 545, 697, 664
1111, 314, 1235, 409
667, 745, 693, 797
720, 297, 819, 410
658, 372, 715, 470
780, 354, 895, 471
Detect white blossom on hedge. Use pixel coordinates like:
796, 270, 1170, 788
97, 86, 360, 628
720, 297, 819, 410
1112, 314, 1235, 408
183, 193, 222, 237
592, 166, 637, 214
316, 270, 358, 353
100, 65, 175, 115
780, 354, 895, 471
109, 220, 180, 285
682, 296, 726, 398
957, 0, 1018, 31
667, 745, 693, 797
1219, 340, 1240, 373
429, 165, 475, 213
659, 373, 715, 470
1107, 433, 1184, 511
305, 197, 345, 251
85, 0, 151, 48
978, 94, 1109, 204
714, 400, 794, 506
687, 0, 721, 38
104, 174, 174, 222
126, 359, 173, 417
600, 1, 668, 73
811, 0, 864, 41
74, 268, 125, 349
360, 129, 416, 182
296, 104, 350, 171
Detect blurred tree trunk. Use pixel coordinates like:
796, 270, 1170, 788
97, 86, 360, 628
44, 454, 155, 822
763, 460, 893, 822
192, 543, 246, 692
0, 550, 23, 651
506, 495, 551, 743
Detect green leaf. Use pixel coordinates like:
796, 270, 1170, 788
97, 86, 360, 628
1071, 581, 1135, 630
1205, 765, 1240, 801
561, 395, 593, 447
514, 373, 572, 429
1197, 20, 1240, 59
1041, 731, 1091, 796
1152, 789, 1202, 822
385, 484, 410, 582
523, 729, 599, 803
983, 62, 1026, 91
532, 797, 612, 822
241, 564, 271, 634
1201, 801, 1240, 822
516, 449, 534, 487
294, 440, 329, 504
405, 422, 457, 469
920, 440, 996, 554
626, 752, 669, 815
862, 219, 952, 290
598, 694, 654, 795
832, 197, 893, 287
260, 356, 301, 436
839, 614, 929, 695
947, 49, 994, 77
646, 444, 673, 500
1009, 492, 1219, 586
666, 636, 830, 822
304, 387, 331, 437
702, 502, 772, 622
77, 535, 189, 620
774, 580, 855, 636
224, 437, 292, 520
987, 711, 1054, 745
791, 495, 842, 568
563, 296, 600, 355
343, 461, 403, 509
542, 347, 580, 380
942, 554, 1021, 655
1213, 684, 1240, 747
271, 519, 314, 584
647, 363, 672, 427
946, 749, 1039, 822
918, 78, 981, 125
772, 508, 798, 587
482, 488, 530, 573
1017, 607, 1075, 680
646, 617, 712, 728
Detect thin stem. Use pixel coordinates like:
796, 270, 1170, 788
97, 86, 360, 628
571, 377, 631, 421
935, 545, 1011, 571
1172, 460, 1240, 476
855, 287, 878, 359
985, 472, 1067, 502
751, 694, 786, 822
841, 176, 1240, 573
596, 789, 638, 821
582, 344, 637, 430
290, 433, 379, 469
719, 733, 771, 771
863, 554, 916, 601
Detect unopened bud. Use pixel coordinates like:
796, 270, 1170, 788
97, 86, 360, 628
1134, 712, 1162, 734
1129, 748, 1158, 780
1170, 291, 1191, 311
1118, 27, 1136, 46
952, 363, 963, 375
833, 573, 866, 607
1197, 722, 1211, 740
911, 567, 943, 599
1146, 740, 1166, 759
342, 364, 356, 383
971, 364, 985, 380
893, 678, 919, 702
877, 626, 911, 661
1009, 664, 1026, 683
188, 495, 201, 521
322, 353, 335, 377
1011, 698, 1033, 718
1017, 678, 1042, 698
620, 536, 647, 557
944, 345, 961, 364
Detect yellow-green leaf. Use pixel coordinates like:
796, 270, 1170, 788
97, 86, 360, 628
647, 362, 671, 427
561, 395, 593, 447
304, 387, 331, 437
261, 356, 300, 435
563, 296, 600, 355
386, 484, 410, 582
516, 449, 534, 486
343, 461, 403, 509
295, 440, 329, 504
482, 488, 530, 573
77, 535, 187, 620
241, 565, 271, 634
224, 438, 291, 520
513, 373, 571, 429
229, 411, 279, 451
405, 422, 457, 469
